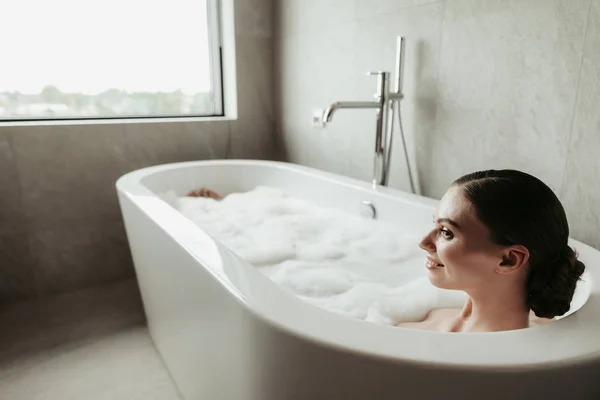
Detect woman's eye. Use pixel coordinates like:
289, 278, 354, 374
440, 228, 454, 239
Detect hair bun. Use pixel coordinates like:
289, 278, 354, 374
527, 245, 585, 319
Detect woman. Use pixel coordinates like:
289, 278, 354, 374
398, 169, 585, 332
187, 169, 586, 333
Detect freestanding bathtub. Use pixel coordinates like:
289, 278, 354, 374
117, 160, 600, 400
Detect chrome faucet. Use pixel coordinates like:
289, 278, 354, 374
322, 37, 415, 193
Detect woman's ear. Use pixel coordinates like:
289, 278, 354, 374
497, 245, 529, 274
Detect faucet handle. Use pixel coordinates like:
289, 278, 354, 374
367, 71, 390, 78
367, 71, 390, 99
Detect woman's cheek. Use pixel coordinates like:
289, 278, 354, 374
439, 241, 461, 263
435, 242, 449, 263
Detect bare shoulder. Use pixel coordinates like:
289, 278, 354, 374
396, 308, 555, 331
396, 308, 460, 331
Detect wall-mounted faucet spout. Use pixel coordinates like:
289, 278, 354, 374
322, 70, 391, 188
322, 101, 379, 123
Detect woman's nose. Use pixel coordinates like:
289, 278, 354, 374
419, 231, 435, 252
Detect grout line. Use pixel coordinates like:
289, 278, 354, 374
559, 0, 594, 200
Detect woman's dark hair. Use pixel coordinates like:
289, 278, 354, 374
452, 170, 585, 318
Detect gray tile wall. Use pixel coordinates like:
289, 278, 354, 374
0, 0, 274, 304
274, 0, 600, 248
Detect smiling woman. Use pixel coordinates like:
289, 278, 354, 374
0, 0, 223, 120
399, 169, 586, 332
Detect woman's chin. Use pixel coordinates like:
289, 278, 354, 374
427, 270, 450, 289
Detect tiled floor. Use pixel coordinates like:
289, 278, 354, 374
0, 279, 182, 400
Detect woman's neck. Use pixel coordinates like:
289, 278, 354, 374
455, 289, 529, 332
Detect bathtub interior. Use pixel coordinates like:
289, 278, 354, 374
138, 161, 592, 322
141, 163, 436, 231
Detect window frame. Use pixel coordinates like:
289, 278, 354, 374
207, 0, 224, 117
0, 0, 224, 123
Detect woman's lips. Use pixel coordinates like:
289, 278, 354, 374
426, 257, 444, 269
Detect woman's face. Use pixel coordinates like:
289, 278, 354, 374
419, 185, 505, 292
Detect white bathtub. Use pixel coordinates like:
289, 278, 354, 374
117, 160, 600, 400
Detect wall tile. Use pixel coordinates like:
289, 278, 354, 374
12, 124, 129, 230
426, 0, 590, 198
29, 221, 133, 297
234, 37, 274, 122
235, 0, 273, 38
123, 121, 229, 170
181, 121, 230, 159
275, 0, 355, 37
276, 23, 358, 176
0, 229, 35, 304
229, 118, 274, 160
229, 36, 274, 159
354, 0, 443, 20
0, 132, 24, 230
561, 0, 600, 249
278, 119, 356, 177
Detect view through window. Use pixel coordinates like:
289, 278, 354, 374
0, 0, 222, 120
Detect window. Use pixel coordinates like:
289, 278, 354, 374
0, 0, 223, 121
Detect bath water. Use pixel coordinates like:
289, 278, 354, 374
173, 186, 465, 325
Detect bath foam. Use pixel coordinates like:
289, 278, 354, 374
175, 186, 466, 325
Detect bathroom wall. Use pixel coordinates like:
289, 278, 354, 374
274, 0, 600, 249
0, 0, 274, 304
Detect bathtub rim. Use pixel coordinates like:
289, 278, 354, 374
117, 159, 600, 370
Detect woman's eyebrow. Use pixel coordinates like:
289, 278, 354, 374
436, 217, 460, 229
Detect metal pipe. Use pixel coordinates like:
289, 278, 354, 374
371, 72, 389, 187
322, 101, 379, 123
